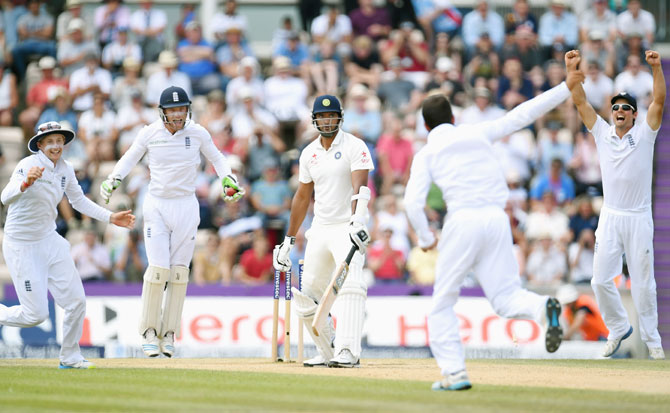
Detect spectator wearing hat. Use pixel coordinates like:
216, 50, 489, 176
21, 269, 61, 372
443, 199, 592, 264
349, 0, 391, 41
12, 0, 56, 80
210, 0, 248, 46
145, 50, 192, 106
58, 17, 99, 78
556, 284, 608, 340
538, 0, 578, 59
116, 88, 154, 155
462, 0, 505, 54
504, 0, 537, 38
111, 56, 146, 109
0, 62, 17, 127
616, 0, 655, 48
226, 56, 264, 112
458, 87, 504, 125
579, 0, 616, 45
344, 35, 383, 90
69, 52, 112, 112
501, 25, 542, 74
101, 26, 142, 78
216, 24, 255, 79
614, 54, 653, 110
412, 0, 462, 41
57, 0, 89, 41
129, 1, 166, 63
177, 21, 221, 97
377, 57, 417, 112
94, 0, 130, 50
342, 83, 382, 145
19, 56, 67, 137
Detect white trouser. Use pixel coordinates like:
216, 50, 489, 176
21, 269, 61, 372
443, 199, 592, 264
1, 232, 87, 365
430, 206, 546, 376
592, 206, 661, 347
143, 193, 200, 268
302, 222, 366, 358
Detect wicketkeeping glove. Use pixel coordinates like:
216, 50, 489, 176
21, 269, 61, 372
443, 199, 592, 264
273, 236, 294, 272
222, 174, 245, 202
349, 222, 370, 254
100, 175, 122, 204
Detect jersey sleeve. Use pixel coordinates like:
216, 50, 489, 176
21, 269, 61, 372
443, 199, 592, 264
64, 163, 113, 223
1, 158, 31, 205
587, 115, 610, 146
403, 149, 435, 249
350, 138, 374, 172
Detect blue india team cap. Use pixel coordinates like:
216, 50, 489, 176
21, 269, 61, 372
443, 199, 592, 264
312, 95, 342, 114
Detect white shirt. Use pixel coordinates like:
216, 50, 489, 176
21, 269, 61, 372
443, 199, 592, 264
130, 8, 167, 35
310, 14, 352, 43
457, 104, 505, 125
583, 72, 614, 110
263, 75, 309, 122
616, 9, 655, 39
589, 115, 657, 212
79, 109, 117, 142
69, 66, 113, 111
102, 41, 142, 68
209, 12, 248, 40
1, 151, 112, 241
226, 76, 265, 110
404, 82, 570, 248
146, 70, 192, 106
71, 241, 111, 281
111, 119, 232, 199
299, 130, 374, 225
614, 70, 653, 109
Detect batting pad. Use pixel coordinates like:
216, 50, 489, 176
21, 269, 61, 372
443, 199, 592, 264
139, 266, 170, 335
160, 266, 189, 337
292, 287, 335, 360
334, 283, 367, 359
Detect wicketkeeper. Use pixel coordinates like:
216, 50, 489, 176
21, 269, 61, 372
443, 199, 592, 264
100, 86, 244, 357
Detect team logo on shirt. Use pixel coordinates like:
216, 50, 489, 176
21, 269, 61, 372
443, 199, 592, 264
361, 151, 370, 164
25, 280, 31, 292
147, 227, 151, 238
627, 135, 635, 148
61, 176, 66, 190
17, 168, 24, 176
185, 136, 191, 149
310, 153, 318, 165
335, 151, 341, 159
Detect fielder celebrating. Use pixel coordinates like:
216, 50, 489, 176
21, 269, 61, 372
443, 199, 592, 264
565, 49, 665, 360
403, 80, 581, 390
100, 86, 244, 358
273, 95, 373, 368
0, 122, 135, 369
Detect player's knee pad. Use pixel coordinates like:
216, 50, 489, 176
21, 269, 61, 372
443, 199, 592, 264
334, 283, 367, 358
160, 265, 189, 337
139, 265, 170, 335
292, 287, 335, 360
292, 287, 318, 319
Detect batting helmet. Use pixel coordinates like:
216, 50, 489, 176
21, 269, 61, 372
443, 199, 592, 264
28, 121, 75, 153
158, 86, 192, 130
312, 95, 343, 138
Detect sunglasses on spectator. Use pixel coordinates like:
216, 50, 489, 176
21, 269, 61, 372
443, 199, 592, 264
612, 104, 634, 112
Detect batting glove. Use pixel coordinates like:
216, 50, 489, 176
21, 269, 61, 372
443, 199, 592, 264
273, 236, 294, 272
100, 175, 122, 204
349, 222, 370, 254
222, 174, 245, 203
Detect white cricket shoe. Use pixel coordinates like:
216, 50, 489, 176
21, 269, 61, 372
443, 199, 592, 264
603, 326, 633, 357
303, 354, 328, 367
161, 331, 175, 358
59, 359, 95, 369
142, 328, 160, 357
649, 347, 665, 360
432, 370, 472, 391
328, 349, 360, 368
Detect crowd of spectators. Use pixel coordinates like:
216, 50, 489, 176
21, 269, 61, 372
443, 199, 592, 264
0, 0, 659, 293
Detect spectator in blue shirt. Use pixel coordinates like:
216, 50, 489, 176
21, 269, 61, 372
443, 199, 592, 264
274, 31, 310, 70
461, 0, 505, 54
531, 157, 576, 207
412, 0, 462, 40
177, 21, 221, 96
538, 0, 578, 58
250, 162, 292, 232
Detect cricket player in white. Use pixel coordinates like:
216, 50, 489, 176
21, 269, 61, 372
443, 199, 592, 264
565, 50, 666, 360
0, 121, 135, 369
403, 79, 582, 390
273, 95, 373, 368
100, 86, 244, 358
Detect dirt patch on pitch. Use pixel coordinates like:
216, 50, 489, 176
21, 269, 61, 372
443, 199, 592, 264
5, 358, 669, 395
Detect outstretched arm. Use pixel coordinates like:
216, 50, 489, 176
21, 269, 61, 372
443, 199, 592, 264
564, 50, 596, 130
645, 50, 666, 131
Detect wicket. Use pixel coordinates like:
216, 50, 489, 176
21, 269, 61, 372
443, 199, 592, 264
271, 260, 304, 362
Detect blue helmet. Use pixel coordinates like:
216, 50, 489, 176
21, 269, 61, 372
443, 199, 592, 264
312, 95, 342, 137
158, 86, 192, 130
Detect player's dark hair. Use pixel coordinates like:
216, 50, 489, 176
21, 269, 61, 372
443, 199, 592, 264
422, 94, 454, 130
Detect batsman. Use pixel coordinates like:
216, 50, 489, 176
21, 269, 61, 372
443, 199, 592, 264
100, 86, 245, 358
273, 95, 374, 368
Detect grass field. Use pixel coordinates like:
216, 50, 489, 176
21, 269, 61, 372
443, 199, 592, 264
1, 358, 669, 412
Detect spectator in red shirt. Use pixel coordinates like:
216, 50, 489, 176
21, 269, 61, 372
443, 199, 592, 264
236, 232, 274, 285
368, 225, 406, 284
19, 56, 68, 138
376, 116, 414, 195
